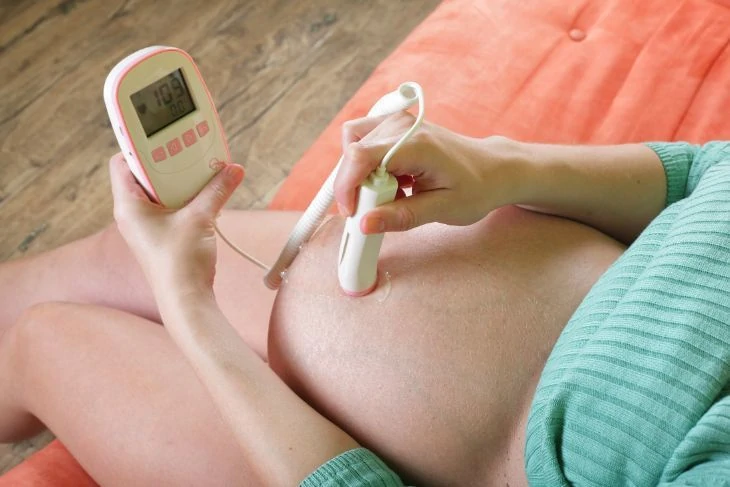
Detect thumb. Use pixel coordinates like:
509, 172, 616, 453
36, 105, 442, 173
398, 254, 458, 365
186, 164, 244, 218
360, 191, 447, 233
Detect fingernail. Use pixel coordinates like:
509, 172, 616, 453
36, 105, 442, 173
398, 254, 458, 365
364, 217, 385, 233
337, 202, 350, 216
225, 165, 244, 179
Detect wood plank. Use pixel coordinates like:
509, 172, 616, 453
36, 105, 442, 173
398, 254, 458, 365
0, 430, 55, 475
0, 0, 439, 260
0, 1, 61, 48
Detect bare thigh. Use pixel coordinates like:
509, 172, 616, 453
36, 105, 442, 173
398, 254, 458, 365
0, 210, 305, 359
5, 302, 262, 486
268, 206, 625, 486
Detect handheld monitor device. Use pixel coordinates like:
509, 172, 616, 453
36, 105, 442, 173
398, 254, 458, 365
104, 46, 230, 208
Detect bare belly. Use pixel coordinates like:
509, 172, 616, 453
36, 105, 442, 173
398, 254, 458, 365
267, 207, 625, 486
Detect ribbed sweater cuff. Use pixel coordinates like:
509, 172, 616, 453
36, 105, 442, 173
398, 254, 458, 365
645, 142, 693, 207
300, 448, 403, 486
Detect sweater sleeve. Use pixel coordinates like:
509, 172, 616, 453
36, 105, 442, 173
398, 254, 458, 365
645, 141, 730, 206
299, 448, 404, 487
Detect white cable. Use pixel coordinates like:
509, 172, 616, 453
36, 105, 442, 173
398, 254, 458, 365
262, 165, 340, 289
378, 82, 425, 171
214, 223, 270, 271
263, 82, 424, 290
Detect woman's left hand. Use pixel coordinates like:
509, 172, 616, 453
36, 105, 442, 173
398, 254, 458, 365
108, 153, 244, 300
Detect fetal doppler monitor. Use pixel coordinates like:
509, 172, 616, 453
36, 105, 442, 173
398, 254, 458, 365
104, 46, 229, 209
105, 46, 424, 297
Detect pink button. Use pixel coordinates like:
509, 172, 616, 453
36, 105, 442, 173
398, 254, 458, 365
182, 129, 197, 147
196, 120, 210, 137
151, 146, 166, 162
167, 138, 183, 156
569, 29, 586, 42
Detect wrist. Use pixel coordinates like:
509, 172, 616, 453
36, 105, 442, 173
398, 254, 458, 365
154, 286, 222, 350
479, 135, 538, 206
152, 278, 217, 316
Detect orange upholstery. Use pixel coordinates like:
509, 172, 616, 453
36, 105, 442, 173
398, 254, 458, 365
271, 0, 730, 210
0, 441, 95, 487
5, 0, 730, 484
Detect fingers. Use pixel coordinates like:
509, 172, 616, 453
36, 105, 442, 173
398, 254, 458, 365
359, 191, 447, 234
334, 140, 390, 215
341, 115, 388, 152
109, 153, 148, 199
109, 153, 152, 221
186, 164, 244, 219
110, 153, 244, 224
335, 112, 424, 215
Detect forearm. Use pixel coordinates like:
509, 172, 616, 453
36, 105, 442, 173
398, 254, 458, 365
492, 138, 667, 244
156, 290, 359, 485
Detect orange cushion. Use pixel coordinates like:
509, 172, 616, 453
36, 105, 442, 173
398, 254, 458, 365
270, 0, 730, 210
6, 0, 730, 484
0, 441, 95, 487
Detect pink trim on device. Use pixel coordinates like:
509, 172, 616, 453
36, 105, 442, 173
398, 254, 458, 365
112, 47, 232, 204
112, 49, 167, 203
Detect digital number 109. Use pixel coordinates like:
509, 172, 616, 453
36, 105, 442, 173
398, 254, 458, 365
154, 75, 186, 116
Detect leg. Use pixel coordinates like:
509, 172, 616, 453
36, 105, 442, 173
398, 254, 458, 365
0, 302, 259, 486
0, 211, 303, 478
0, 210, 304, 358
268, 207, 626, 486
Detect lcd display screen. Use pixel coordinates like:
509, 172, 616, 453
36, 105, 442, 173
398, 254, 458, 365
131, 69, 196, 136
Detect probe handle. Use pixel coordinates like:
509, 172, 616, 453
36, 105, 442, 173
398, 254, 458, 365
338, 172, 398, 296
367, 84, 418, 118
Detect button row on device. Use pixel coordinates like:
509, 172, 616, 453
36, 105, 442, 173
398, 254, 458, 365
182, 129, 197, 147
151, 146, 166, 162
167, 138, 182, 157
196, 120, 209, 137
151, 120, 211, 163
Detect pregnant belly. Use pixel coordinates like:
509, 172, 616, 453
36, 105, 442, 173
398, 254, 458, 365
268, 207, 624, 486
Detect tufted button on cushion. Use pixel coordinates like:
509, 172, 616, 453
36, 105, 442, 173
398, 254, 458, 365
569, 28, 587, 41
271, 0, 730, 210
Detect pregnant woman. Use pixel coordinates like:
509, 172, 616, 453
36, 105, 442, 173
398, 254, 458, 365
1, 113, 727, 485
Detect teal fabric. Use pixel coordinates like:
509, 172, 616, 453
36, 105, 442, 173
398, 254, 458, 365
303, 142, 730, 486
526, 141, 730, 486
300, 448, 403, 486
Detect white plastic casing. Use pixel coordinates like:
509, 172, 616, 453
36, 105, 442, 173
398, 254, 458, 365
333, 82, 423, 296
338, 171, 399, 296
104, 46, 230, 208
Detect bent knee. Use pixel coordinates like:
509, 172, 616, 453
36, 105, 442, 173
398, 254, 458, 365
12, 302, 94, 377
14, 302, 83, 340
5, 303, 74, 401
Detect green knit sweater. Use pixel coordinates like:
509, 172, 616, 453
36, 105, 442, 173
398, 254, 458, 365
300, 448, 403, 486
302, 141, 730, 486
526, 141, 730, 486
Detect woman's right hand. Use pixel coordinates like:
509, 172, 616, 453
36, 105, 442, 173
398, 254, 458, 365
333, 112, 526, 234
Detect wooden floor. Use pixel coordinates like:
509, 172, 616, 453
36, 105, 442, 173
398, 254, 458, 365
0, 0, 440, 475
